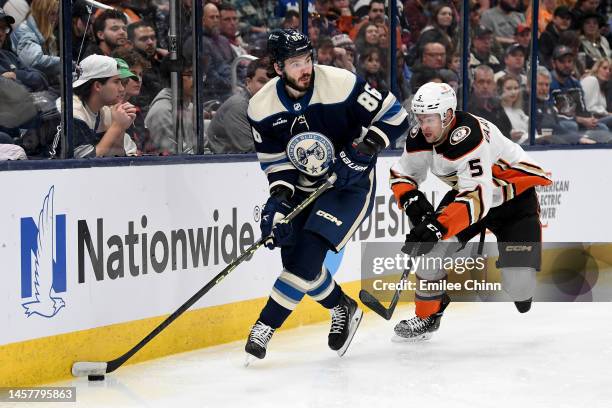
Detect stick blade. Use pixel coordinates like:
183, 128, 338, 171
72, 362, 108, 377
359, 290, 392, 320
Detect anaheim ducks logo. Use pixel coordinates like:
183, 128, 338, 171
286, 132, 335, 177
450, 126, 471, 145
409, 125, 420, 138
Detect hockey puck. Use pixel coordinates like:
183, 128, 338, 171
88, 374, 105, 381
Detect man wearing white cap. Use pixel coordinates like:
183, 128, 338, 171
72, 54, 137, 158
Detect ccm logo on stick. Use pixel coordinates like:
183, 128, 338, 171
316, 210, 343, 226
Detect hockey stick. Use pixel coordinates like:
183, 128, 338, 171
359, 262, 412, 321
72, 175, 336, 378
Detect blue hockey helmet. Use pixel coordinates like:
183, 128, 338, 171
267, 29, 313, 68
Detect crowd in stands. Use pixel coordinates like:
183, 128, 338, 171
0, 0, 611, 160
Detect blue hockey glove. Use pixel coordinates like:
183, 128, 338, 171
330, 145, 372, 189
261, 187, 294, 250
401, 217, 447, 256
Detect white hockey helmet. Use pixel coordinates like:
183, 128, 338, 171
411, 82, 457, 124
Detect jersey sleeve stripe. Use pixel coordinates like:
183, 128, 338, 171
438, 185, 484, 238
269, 180, 295, 194
372, 93, 397, 122
368, 125, 391, 148
264, 162, 295, 175
257, 152, 287, 163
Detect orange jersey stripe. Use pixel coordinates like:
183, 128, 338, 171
492, 165, 552, 197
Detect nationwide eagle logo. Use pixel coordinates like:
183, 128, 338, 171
286, 132, 335, 177
21, 186, 67, 318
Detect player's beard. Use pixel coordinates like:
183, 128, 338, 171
284, 72, 313, 93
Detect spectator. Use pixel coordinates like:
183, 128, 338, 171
402, 0, 429, 49
395, 49, 411, 103
358, 47, 387, 92
349, 0, 385, 40
331, 33, 356, 72
469, 25, 502, 72
281, 10, 301, 31
71, 54, 137, 158
219, 2, 248, 56
311, 0, 341, 38
207, 58, 270, 153
549, 45, 612, 142
415, 3, 457, 56
145, 56, 195, 155
577, 11, 610, 70
0, 7, 47, 92
494, 43, 527, 87
71, 0, 94, 63
3, 0, 28, 28
410, 41, 447, 92
316, 36, 335, 65
10, 0, 60, 83
525, 0, 556, 34
127, 21, 163, 114
468, 64, 512, 137
201, 2, 235, 103
111, 48, 154, 153
580, 57, 612, 129
480, 0, 526, 48
331, 0, 356, 34
531, 65, 588, 144
449, 51, 461, 75
498, 74, 529, 143
94, 0, 141, 25
514, 23, 531, 49
539, 6, 572, 69
235, 0, 278, 45
83, 9, 128, 58
570, 0, 601, 30
354, 22, 379, 56
558, 29, 586, 77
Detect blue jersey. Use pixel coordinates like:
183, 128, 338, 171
247, 65, 409, 194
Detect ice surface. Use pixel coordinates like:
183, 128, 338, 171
12, 303, 612, 408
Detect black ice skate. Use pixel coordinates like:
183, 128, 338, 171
514, 297, 533, 313
245, 320, 275, 366
328, 293, 363, 356
392, 293, 451, 342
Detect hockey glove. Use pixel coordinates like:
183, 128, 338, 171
331, 130, 384, 189
402, 217, 447, 256
261, 186, 294, 250
399, 189, 434, 227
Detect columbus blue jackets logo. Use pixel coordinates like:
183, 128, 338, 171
450, 126, 471, 145
20, 186, 67, 318
286, 132, 335, 177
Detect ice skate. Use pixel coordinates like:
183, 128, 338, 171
328, 293, 363, 356
392, 294, 451, 342
245, 320, 275, 366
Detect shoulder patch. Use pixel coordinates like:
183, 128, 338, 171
450, 126, 471, 145
404, 125, 432, 153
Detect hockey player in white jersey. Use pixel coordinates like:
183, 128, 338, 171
390, 82, 552, 341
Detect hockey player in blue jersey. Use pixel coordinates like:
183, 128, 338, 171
244, 28, 410, 362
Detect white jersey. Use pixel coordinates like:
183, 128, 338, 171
390, 111, 551, 239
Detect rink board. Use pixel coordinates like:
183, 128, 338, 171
0, 149, 610, 386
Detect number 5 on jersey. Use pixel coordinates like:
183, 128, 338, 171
357, 84, 383, 112
469, 158, 483, 177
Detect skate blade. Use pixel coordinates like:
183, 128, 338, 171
391, 332, 433, 343
337, 308, 364, 357
244, 353, 258, 367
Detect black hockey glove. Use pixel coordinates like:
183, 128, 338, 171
399, 189, 434, 226
402, 217, 447, 256
261, 185, 294, 250
331, 130, 385, 189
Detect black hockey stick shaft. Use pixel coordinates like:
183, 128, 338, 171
359, 262, 412, 320
102, 176, 336, 374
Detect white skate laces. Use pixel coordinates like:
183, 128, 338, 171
402, 315, 432, 333
330, 305, 347, 334
249, 321, 275, 348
